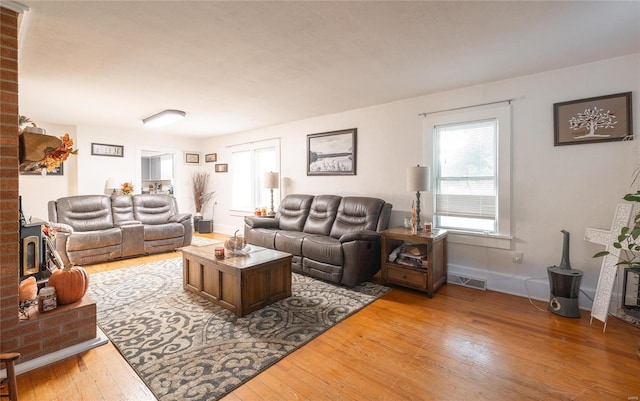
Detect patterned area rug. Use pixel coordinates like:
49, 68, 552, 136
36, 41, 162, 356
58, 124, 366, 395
88, 256, 390, 401
188, 235, 221, 247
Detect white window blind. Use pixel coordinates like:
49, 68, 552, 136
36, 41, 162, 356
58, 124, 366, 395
435, 120, 497, 232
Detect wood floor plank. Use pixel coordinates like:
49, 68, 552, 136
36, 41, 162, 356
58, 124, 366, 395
14, 233, 639, 401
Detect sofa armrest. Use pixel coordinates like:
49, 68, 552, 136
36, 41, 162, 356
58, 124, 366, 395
339, 230, 380, 243
169, 213, 191, 223
52, 231, 71, 267
244, 216, 279, 229
169, 213, 193, 247
46, 222, 74, 234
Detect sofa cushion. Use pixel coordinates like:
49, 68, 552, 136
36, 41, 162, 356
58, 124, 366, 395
277, 194, 313, 231
330, 197, 385, 239
303, 195, 341, 235
274, 230, 311, 256
53, 195, 114, 232
133, 194, 177, 225
301, 235, 343, 266
66, 228, 122, 251
144, 223, 184, 241
246, 228, 278, 249
111, 195, 135, 224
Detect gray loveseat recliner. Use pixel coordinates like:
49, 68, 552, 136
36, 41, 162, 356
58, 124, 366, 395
244, 194, 392, 286
48, 194, 192, 266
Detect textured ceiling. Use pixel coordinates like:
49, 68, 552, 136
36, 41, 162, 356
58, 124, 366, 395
15, 1, 640, 138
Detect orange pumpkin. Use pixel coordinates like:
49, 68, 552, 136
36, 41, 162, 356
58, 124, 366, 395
19, 276, 38, 302
48, 265, 89, 305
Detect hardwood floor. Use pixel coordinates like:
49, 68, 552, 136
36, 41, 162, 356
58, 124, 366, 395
14, 233, 640, 400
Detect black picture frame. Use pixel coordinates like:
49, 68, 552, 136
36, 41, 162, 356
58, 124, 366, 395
307, 128, 357, 176
20, 163, 64, 176
91, 143, 124, 157
554, 92, 633, 146
205, 153, 217, 163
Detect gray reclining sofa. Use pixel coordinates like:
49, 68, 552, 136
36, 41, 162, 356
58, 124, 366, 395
244, 194, 392, 286
48, 194, 192, 266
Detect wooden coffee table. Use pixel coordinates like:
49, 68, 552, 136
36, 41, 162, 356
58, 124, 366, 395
182, 244, 292, 317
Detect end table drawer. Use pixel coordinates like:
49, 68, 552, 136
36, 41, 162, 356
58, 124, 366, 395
386, 265, 426, 289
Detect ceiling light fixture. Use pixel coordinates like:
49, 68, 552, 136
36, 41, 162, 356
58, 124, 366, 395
142, 109, 186, 127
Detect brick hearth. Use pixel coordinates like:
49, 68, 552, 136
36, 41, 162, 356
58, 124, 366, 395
1, 6, 97, 364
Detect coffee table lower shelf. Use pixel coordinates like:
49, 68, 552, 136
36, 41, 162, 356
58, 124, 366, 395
182, 245, 292, 317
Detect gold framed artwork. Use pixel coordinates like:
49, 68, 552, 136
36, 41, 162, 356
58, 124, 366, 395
184, 152, 201, 165
215, 163, 228, 173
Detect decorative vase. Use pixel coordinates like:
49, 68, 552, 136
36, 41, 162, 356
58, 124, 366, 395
193, 213, 203, 232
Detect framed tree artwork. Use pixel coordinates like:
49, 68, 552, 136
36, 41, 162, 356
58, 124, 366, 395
554, 92, 632, 146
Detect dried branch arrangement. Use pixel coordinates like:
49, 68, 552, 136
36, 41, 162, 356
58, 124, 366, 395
192, 171, 214, 213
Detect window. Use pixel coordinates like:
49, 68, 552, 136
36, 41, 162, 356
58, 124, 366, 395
435, 119, 497, 232
426, 104, 511, 248
231, 139, 280, 212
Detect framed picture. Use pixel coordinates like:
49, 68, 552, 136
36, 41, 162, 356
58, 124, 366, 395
215, 163, 228, 173
184, 152, 201, 165
205, 153, 217, 163
554, 92, 633, 146
20, 163, 63, 176
91, 143, 124, 157
307, 128, 357, 175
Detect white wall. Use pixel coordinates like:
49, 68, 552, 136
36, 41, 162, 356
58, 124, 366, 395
20, 124, 204, 219
19, 122, 78, 221
203, 54, 640, 311
20, 54, 639, 312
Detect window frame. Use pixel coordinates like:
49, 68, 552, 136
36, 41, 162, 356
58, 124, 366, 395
229, 139, 280, 214
425, 103, 512, 249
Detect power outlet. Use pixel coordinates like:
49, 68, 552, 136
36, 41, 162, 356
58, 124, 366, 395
513, 252, 523, 264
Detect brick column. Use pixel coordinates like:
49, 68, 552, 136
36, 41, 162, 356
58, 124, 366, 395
0, 6, 97, 362
0, 6, 21, 349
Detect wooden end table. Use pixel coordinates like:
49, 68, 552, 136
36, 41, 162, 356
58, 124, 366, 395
381, 227, 448, 297
182, 244, 292, 317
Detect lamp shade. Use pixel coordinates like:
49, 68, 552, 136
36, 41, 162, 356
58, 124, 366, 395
142, 109, 186, 127
264, 172, 279, 189
106, 177, 119, 190
407, 165, 431, 192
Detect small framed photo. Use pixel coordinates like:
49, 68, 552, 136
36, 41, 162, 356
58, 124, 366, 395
21, 163, 64, 176
215, 163, 228, 173
554, 92, 633, 146
184, 152, 201, 165
91, 143, 124, 157
307, 128, 357, 175
205, 153, 217, 163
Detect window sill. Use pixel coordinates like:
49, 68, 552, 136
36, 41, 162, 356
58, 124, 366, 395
445, 230, 513, 250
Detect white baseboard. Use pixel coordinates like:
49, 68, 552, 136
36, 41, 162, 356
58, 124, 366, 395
448, 263, 603, 312
0, 326, 109, 379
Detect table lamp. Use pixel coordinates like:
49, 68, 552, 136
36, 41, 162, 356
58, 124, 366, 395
264, 171, 279, 216
106, 177, 119, 195
406, 165, 431, 231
